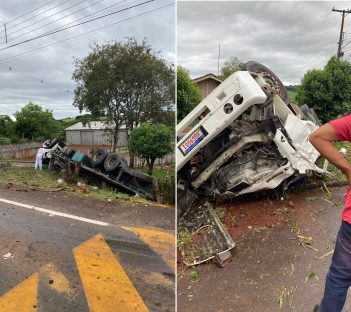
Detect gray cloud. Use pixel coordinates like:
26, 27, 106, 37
0, 0, 175, 119
177, 1, 350, 85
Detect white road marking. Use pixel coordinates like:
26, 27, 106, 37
0, 197, 109, 226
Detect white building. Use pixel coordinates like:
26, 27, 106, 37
65, 121, 128, 146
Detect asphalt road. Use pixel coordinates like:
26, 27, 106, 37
0, 186, 175, 312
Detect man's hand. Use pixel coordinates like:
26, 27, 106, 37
309, 124, 351, 185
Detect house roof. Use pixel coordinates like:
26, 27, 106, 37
193, 73, 223, 84
65, 121, 126, 131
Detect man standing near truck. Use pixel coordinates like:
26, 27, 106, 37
34, 146, 46, 171
309, 114, 351, 312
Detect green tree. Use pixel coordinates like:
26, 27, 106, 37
219, 56, 245, 80
14, 102, 59, 141
296, 57, 351, 123
128, 123, 173, 175
72, 38, 174, 163
0, 115, 15, 143
177, 66, 202, 122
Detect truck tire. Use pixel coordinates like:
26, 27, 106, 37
92, 148, 109, 166
62, 147, 74, 158
245, 61, 289, 105
104, 153, 122, 172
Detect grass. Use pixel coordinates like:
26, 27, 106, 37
0, 166, 62, 188
214, 207, 226, 221
177, 229, 211, 265
318, 141, 351, 182
0, 166, 137, 204
140, 161, 175, 180
288, 90, 297, 102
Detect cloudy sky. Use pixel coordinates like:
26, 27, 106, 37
0, 0, 175, 119
177, 1, 351, 85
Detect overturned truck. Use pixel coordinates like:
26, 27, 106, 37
41, 139, 154, 201
177, 62, 326, 265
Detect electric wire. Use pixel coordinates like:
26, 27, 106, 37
0, 2, 174, 66
5, 0, 57, 25
0, 0, 155, 52
5, 0, 73, 32
6, 0, 130, 44
2, 0, 90, 41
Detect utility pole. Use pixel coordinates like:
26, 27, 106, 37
3, 23, 7, 44
217, 43, 220, 76
332, 7, 351, 59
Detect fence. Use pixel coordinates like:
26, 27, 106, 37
0, 142, 42, 160
134, 152, 175, 168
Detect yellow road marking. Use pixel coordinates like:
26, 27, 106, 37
40, 262, 76, 297
0, 273, 38, 312
123, 227, 175, 270
73, 233, 149, 312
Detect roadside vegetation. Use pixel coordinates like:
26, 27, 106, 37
0, 164, 175, 205
0, 166, 135, 202
318, 141, 351, 182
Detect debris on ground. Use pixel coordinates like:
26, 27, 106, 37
2, 252, 14, 260
304, 271, 319, 283
279, 286, 297, 309
290, 225, 318, 252
314, 250, 334, 260
178, 202, 235, 267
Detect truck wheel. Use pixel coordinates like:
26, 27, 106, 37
245, 61, 289, 105
92, 148, 109, 166
104, 153, 122, 172
62, 147, 74, 158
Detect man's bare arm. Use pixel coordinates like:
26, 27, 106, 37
309, 123, 351, 187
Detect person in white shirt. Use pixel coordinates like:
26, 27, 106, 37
35, 147, 46, 170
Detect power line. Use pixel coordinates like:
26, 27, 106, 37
0, 2, 174, 65
5, 0, 57, 25
0, 0, 155, 52
332, 7, 351, 59
5, 0, 131, 44
2, 0, 90, 41
6, 0, 73, 32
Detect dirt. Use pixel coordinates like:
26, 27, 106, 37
222, 198, 290, 241
177, 186, 351, 312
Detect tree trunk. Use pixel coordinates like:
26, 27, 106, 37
112, 126, 119, 152
129, 153, 135, 168
147, 157, 156, 175
127, 125, 134, 168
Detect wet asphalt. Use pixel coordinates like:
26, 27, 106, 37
0, 186, 175, 311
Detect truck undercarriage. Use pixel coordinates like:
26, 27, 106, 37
177, 61, 326, 265
41, 139, 155, 201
